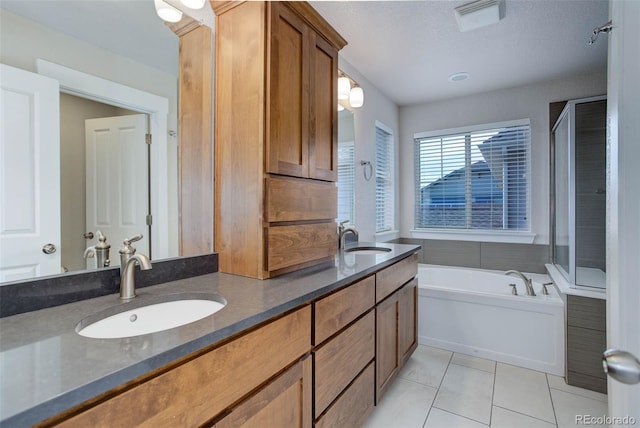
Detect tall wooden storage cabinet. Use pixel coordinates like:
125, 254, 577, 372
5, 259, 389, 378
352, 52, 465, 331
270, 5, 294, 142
213, 1, 346, 279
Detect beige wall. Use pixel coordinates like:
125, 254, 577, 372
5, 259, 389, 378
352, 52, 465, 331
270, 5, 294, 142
399, 70, 608, 245
0, 9, 180, 260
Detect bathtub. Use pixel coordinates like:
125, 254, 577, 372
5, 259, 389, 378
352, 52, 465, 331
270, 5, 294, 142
418, 264, 565, 375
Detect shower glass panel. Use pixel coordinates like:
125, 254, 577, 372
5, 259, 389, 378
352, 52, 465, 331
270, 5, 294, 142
552, 96, 607, 289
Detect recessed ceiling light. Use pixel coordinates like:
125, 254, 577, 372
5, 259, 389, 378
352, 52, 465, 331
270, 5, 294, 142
449, 72, 470, 82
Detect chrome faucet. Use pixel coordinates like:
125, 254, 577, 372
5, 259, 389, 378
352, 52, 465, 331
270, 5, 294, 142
338, 220, 358, 249
505, 270, 536, 296
83, 230, 111, 268
118, 234, 152, 301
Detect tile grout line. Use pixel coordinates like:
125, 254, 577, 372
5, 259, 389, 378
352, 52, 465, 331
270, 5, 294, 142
421, 352, 455, 428
492, 405, 558, 426
546, 373, 560, 427
430, 406, 490, 427
489, 360, 497, 426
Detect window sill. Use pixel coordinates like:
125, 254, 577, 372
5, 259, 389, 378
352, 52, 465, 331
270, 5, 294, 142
375, 230, 400, 243
410, 229, 536, 244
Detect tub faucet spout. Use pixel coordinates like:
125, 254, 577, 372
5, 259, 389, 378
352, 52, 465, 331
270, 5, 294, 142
504, 270, 536, 296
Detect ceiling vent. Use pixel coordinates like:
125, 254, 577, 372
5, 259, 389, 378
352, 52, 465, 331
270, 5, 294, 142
454, 0, 504, 32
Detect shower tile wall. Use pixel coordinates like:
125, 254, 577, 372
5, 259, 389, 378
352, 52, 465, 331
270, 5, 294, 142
394, 238, 549, 274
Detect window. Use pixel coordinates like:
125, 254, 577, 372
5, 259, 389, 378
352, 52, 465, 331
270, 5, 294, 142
414, 120, 530, 232
375, 122, 394, 233
337, 141, 355, 223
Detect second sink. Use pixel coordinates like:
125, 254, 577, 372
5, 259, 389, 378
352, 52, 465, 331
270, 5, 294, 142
77, 292, 227, 339
344, 246, 392, 254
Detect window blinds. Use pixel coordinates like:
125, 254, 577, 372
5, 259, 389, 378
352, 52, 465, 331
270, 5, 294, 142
376, 124, 394, 233
337, 142, 355, 223
414, 122, 530, 231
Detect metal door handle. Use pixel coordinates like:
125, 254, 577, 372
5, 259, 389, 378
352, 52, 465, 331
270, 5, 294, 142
603, 349, 640, 384
84, 232, 94, 239
42, 243, 57, 254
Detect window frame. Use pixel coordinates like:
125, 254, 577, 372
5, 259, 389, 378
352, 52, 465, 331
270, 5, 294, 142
375, 121, 395, 235
412, 119, 535, 244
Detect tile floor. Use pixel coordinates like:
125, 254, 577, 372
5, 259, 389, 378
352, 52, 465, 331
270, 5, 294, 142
364, 345, 608, 428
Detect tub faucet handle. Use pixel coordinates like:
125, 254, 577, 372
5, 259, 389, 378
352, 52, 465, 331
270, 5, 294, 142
509, 283, 518, 296
541, 282, 553, 295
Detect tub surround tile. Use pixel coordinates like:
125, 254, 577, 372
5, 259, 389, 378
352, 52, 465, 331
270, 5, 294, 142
433, 363, 495, 424
363, 378, 436, 428
423, 240, 482, 268
493, 363, 556, 424
547, 375, 607, 403
480, 243, 549, 274
425, 407, 488, 428
491, 406, 557, 428
550, 389, 608, 428
452, 353, 497, 373
399, 345, 452, 388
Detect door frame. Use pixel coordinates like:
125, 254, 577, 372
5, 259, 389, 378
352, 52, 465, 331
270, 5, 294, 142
35, 59, 171, 260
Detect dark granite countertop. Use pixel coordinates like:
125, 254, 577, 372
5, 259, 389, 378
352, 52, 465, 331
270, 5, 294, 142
0, 243, 420, 427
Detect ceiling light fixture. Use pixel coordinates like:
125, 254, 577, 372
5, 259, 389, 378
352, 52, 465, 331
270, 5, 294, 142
338, 76, 351, 100
448, 72, 470, 82
179, 0, 206, 9
349, 86, 364, 108
154, 0, 183, 23
454, 0, 504, 32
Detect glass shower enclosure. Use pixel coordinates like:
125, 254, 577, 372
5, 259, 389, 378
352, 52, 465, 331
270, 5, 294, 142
551, 96, 607, 289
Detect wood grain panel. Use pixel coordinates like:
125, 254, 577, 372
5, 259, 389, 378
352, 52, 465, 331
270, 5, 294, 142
265, 175, 336, 222
214, 356, 312, 428
266, 222, 337, 272
375, 254, 418, 303
57, 307, 311, 428
267, 2, 309, 178
314, 310, 375, 417
178, 25, 213, 256
214, 1, 266, 278
567, 370, 607, 394
376, 293, 399, 403
314, 275, 375, 345
399, 279, 418, 365
308, 32, 337, 181
315, 363, 374, 428
567, 295, 606, 331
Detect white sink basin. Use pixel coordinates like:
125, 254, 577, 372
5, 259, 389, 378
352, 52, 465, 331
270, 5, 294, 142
344, 246, 392, 254
77, 293, 226, 339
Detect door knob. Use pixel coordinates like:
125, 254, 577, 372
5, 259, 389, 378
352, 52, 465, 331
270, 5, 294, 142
603, 349, 640, 385
84, 232, 94, 239
42, 243, 57, 254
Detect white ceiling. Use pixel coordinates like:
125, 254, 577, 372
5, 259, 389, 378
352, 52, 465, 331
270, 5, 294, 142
2, 0, 609, 107
311, 0, 609, 106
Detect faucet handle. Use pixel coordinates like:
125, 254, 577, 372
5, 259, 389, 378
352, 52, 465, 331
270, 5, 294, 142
123, 234, 143, 246
509, 283, 518, 296
541, 282, 553, 295
119, 234, 143, 258
339, 220, 350, 227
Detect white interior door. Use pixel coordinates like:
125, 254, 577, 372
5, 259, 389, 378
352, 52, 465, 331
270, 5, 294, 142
0, 64, 61, 282
605, 0, 640, 421
85, 114, 149, 267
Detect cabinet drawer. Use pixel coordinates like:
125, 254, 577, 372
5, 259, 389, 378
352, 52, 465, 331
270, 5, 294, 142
57, 307, 311, 428
314, 275, 375, 345
266, 223, 337, 272
376, 254, 418, 303
314, 310, 375, 418
265, 175, 336, 222
315, 362, 374, 428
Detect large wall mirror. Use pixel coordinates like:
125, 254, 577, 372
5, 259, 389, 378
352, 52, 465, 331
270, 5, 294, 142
337, 109, 355, 225
0, 1, 182, 283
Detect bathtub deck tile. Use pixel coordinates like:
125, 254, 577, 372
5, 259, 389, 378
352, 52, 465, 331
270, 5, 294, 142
433, 364, 495, 424
451, 353, 496, 373
493, 363, 556, 424
399, 345, 452, 388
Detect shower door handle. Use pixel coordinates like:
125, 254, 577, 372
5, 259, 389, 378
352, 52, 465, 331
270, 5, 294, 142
602, 349, 640, 384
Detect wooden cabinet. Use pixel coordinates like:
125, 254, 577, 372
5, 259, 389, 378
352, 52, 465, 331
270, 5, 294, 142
214, 356, 312, 428
375, 256, 419, 403
212, 1, 347, 279
50, 307, 311, 428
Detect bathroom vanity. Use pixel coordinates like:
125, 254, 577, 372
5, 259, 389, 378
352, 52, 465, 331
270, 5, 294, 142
0, 244, 420, 427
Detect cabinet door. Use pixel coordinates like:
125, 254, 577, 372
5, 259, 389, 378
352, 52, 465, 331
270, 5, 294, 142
308, 32, 338, 181
268, 2, 309, 178
214, 356, 312, 428
376, 293, 399, 403
399, 279, 418, 365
